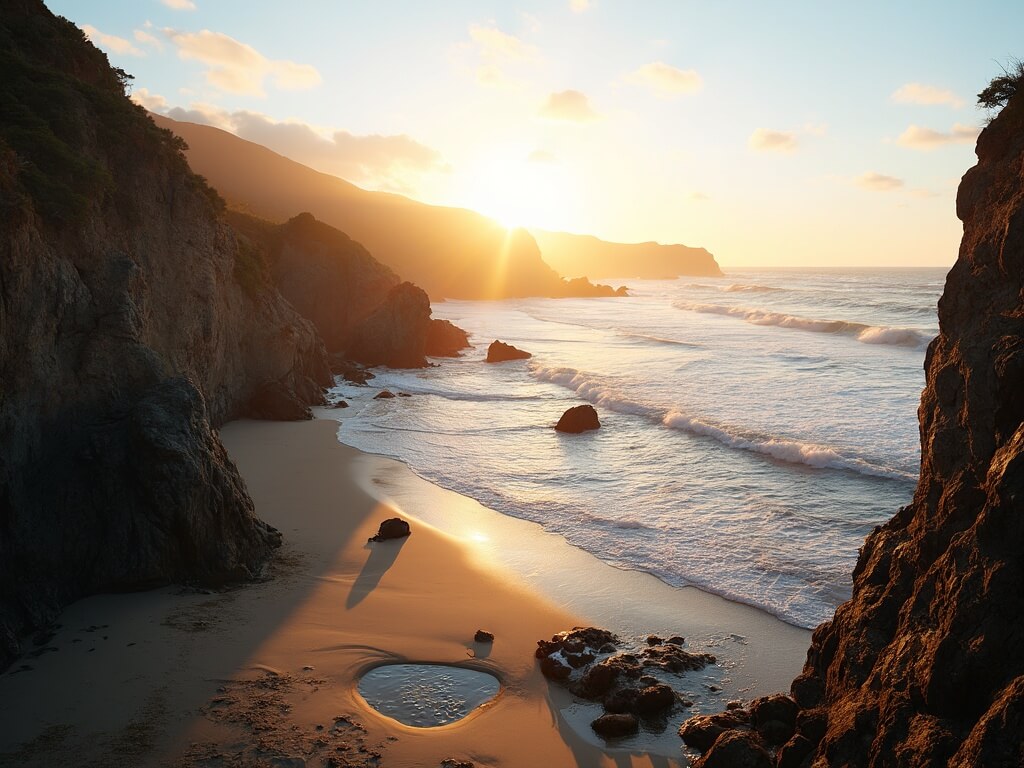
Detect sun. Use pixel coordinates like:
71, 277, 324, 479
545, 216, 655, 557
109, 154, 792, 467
464, 147, 568, 229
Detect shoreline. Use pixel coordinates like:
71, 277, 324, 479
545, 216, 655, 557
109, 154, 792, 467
0, 419, 810, 767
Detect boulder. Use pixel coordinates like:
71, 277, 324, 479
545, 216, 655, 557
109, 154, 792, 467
486, 340, 531, 362
750, 693, 798, 744
692, 730, 773, 768
777, 734, 816, 768
368, 518, 411, 542
539, 655, 571, 681
374, 390, 395, 400
426, 319, 471, 357
555, 404, 600, 433
636, 684, 676, 717
678, 712, 747, 752
590, 713, 639, 739
474, 629, 494, 643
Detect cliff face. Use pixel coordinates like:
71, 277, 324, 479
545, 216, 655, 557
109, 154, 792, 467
531, 229, 722, 280
0, 2, 330, 666
229, 211, 467, 368
790, 92, 1024, 766
149, 114, 621, 300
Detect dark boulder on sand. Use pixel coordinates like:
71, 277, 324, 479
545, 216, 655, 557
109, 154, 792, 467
555, 404, 601, 433
591, 713, 639, 738
368, 518, 411, 542
486, 340, 531, 362
474, 629, 494, 643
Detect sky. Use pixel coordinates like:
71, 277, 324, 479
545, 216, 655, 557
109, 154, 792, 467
47, 0, 1024, 267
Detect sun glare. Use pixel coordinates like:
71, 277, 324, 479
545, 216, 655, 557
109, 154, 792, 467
465, 147, 567, 229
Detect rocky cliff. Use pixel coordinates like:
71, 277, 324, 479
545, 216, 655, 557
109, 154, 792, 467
531, 229, 722, 280
228, 210, 469, 368
149, 114, 622, 300
0, 1, 331, 667
784, 84, 1024, 766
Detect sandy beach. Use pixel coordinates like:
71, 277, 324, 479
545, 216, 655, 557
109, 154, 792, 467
0, 419, 810, 767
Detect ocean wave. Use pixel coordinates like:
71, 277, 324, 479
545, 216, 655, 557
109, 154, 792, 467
672, 301, 931, 347
619, 331, 705, 348
662, 411, 916, 481
529, 364, 660, 418
530, 363, 916, 481
722, 283, 780, 293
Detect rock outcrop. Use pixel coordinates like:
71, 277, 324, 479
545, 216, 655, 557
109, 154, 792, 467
0, 2, 331, 667
229, 212, 468, 369
486, 340, 532, 362
784, 82, 1024, 766
426, 319, 471, 357
555, 405, 601, 433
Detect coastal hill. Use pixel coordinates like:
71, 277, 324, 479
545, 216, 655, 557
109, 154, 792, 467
531, 229, 722, 280
151, 114, 622, 301
0, 1, 456, 666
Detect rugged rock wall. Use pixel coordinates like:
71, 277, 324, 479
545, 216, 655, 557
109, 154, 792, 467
790, 89, 1024, 767
0, 1, 330, 666
229, 211, 469, 367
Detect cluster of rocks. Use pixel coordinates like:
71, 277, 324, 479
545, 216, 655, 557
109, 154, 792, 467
678, 693, 818, 768
535, 627, 716, 739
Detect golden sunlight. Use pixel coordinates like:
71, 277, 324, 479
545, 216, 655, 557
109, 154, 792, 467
466, 147, 568, 228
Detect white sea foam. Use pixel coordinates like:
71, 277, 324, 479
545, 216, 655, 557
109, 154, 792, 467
722, 283, 780, 293
673, 301, 931, 347
661, 411, 916, 481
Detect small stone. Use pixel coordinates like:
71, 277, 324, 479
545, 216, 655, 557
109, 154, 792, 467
667, 635, 685, 645
591, 713, 639, 738
303, 665, 315, 671
726, 700, 744, 710
397, 392, 411, 397
332, 400, 349, 409
368, 517, 411, 542
374, 390, 395, 400
474, 629, 494, 643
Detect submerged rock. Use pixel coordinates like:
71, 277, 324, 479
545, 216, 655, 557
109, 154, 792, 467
374, 390, 395, 400
368, 518, 411, 542
555, 404, 601, 433
485, 340, 531, 362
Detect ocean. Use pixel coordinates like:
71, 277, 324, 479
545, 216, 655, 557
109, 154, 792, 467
325, 267, 946, 630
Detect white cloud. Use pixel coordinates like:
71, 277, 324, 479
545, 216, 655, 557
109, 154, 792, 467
538, 90, 600, 122
162, 28, 320, 96
748, 128, 798, 153
570, 0, 591, 12
896, 123, 979, 149
130, 87, 168, 111
159, 103, 446, 194
82, 24, 144, 56
161, 0, 197, 10
468, 24, 538, 59
856, 172, 904, 192
625, 62, 702, 98
891, 83, 964, 108
133, 28, 162, 50
455, 23, 540, 88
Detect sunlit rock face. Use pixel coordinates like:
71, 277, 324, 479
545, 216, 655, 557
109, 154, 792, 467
790, 92, 1024, 767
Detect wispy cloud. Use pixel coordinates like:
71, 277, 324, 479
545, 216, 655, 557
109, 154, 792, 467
896, 123, 979, 149
162, 28, 320, 96
158, 102, 446, 194
748, 128, 798, 153
891, 82, 964, 108
538, 90, 600, 122
161, 0, 197, 10
856, 172, 904, 191
82, 24, 144, 56
625, 62, 702, 98
454, 23, 540, 88
133, 26, 162, 50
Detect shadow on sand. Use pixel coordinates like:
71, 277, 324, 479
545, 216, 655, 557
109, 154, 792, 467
346, 538, 407, 609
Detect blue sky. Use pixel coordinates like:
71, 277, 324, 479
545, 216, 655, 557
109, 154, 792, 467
48, 0, 1024, 266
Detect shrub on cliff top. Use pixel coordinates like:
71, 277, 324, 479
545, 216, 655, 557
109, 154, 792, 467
978, 58, 1024, 110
